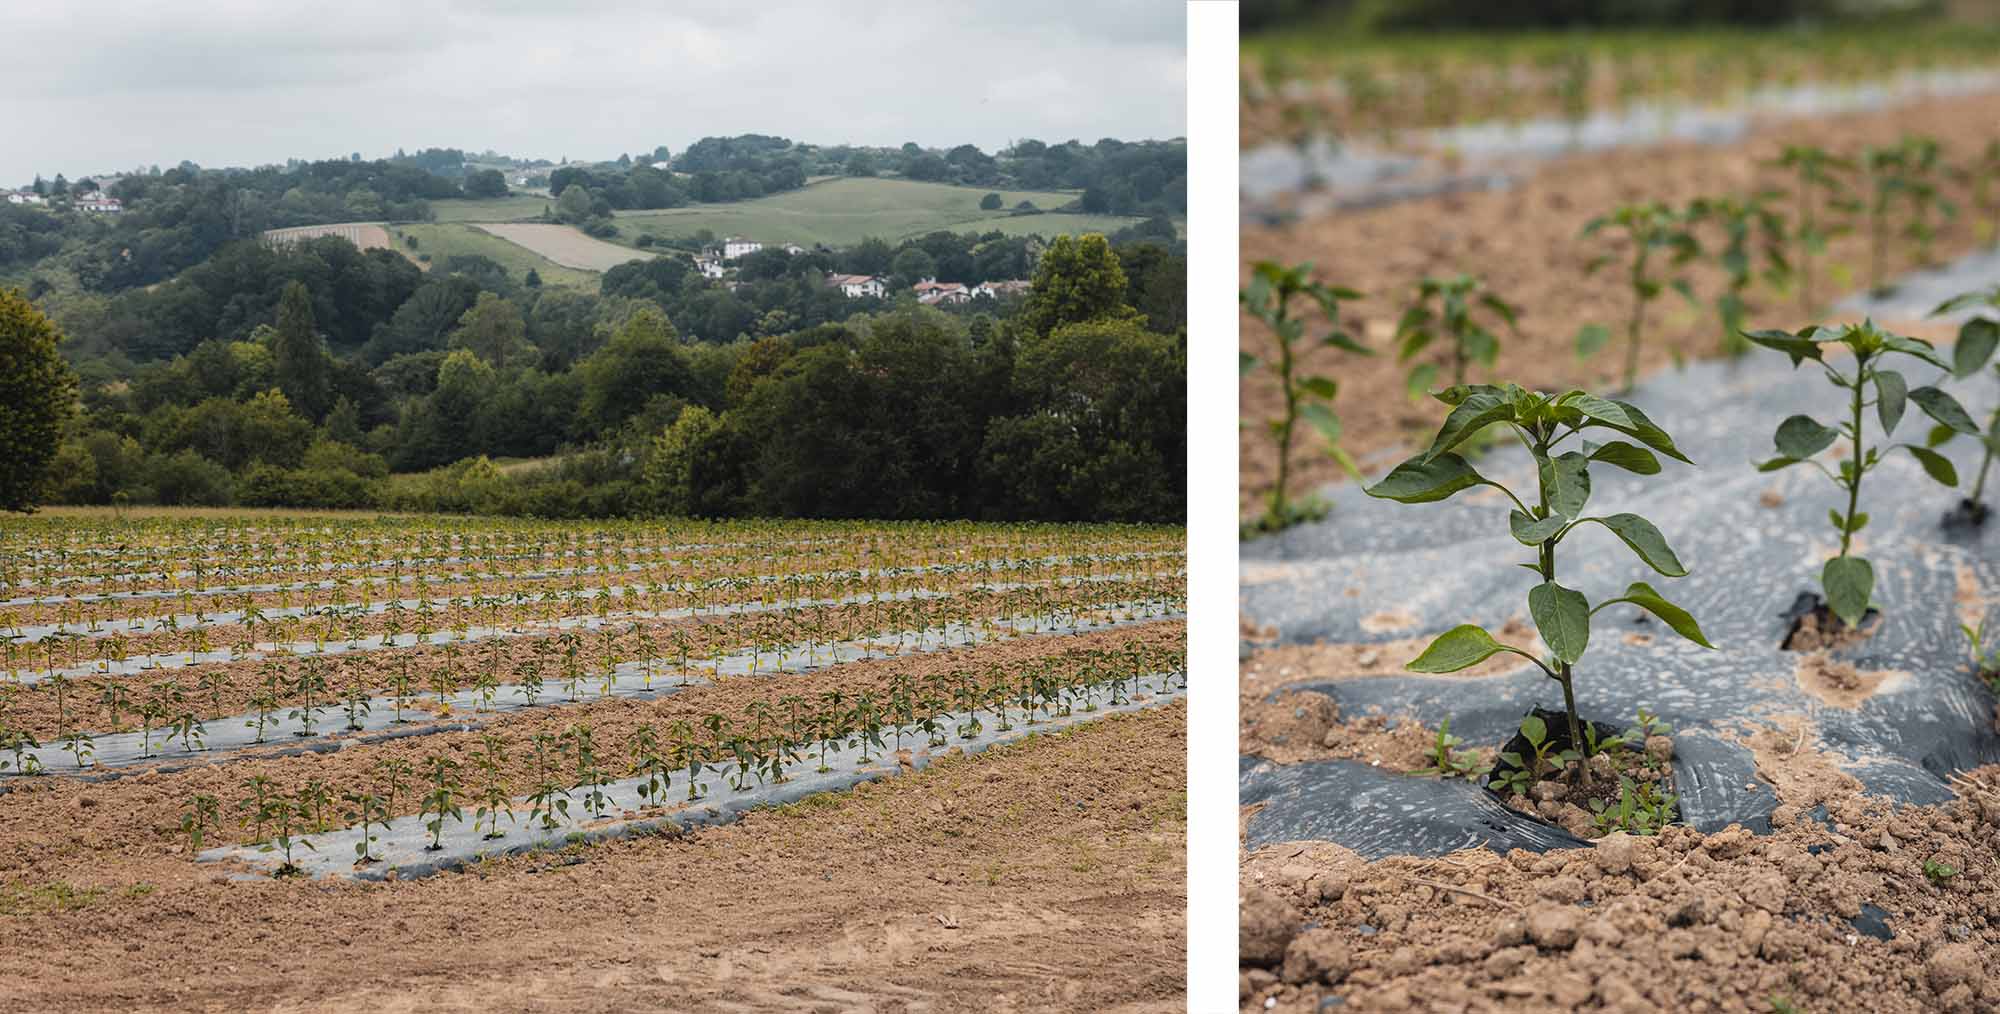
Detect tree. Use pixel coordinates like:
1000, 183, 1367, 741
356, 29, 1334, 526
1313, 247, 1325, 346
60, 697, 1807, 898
0, 289, 80, 511
1018, 234, 1138, 337
576, 307, 692, 434
448, 292, 534, 369
271, 281, 332, 421
980, 192, 1003, 211
889, 248, 937, 289
463, 169, 509, 198
555, 184, 593, 225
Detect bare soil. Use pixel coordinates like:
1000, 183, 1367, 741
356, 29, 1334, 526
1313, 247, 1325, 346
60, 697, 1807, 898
1240, 89, 2000, 516
0, 698, 1187, 1013
1239, 634, 2000, 1012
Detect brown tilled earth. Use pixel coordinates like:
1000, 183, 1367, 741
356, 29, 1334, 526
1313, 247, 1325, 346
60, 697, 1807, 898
0, 620, 1188, 1012
1238, 630, 2000, 1013
1239, 89, 2000, 516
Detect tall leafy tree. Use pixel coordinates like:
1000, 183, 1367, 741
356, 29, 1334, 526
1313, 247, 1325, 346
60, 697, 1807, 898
1019, 234, 1138, 337
271, 281, 331, 421
0, 289, 79, 511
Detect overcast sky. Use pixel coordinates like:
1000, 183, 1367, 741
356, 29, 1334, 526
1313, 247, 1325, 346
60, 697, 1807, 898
2, 1, 1185, 185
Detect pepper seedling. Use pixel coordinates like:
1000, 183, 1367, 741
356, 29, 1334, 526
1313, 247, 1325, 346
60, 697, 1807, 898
1927, 286, 2000, 521
1686, 192, 1790, 356
1393, 274, 1520, 397
1745, 320, 1980, 627
1240, 260, 1370, 533
1365, 383, 1714, 786
1770, 144, 1857, 315
1576, 202, 1702, 393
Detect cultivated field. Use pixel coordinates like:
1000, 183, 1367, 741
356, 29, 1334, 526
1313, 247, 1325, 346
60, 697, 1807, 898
263, 222, 393, 253
609, 177, 1126, 247
387, 223, 599, 290
474, 222, 657, 272
0, 514, 1187, 1009
1238, 51, 2000, 1014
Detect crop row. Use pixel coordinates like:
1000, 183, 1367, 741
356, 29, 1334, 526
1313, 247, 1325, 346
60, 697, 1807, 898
182, 638, 1183, 874
7, 571, 1183, 682
0, 602, 1178, 774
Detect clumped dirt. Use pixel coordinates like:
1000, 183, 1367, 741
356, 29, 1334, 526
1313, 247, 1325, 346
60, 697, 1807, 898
0, 701, 1188, 1013
1794, 654, 1907, 710
1240, 89, 2000, 515
1781, 604, 1882, 653
1242, 764, 2000, 1013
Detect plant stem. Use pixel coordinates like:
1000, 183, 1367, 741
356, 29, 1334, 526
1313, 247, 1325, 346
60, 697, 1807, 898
1533, 429, 1590, 789
1270, 303, 1297, 528
1839, 365, 1867, 559
1798, 166, 1815, 316
1972, 406, 1998, 504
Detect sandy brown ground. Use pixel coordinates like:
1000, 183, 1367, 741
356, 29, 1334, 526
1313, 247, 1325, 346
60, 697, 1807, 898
1240, 89, 2000, 517
1238, 628, 2000, 1012
0, 701, 1185, 1013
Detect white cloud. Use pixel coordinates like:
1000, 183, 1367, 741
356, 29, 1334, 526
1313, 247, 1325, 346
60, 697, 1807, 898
0, 0, 1185, 183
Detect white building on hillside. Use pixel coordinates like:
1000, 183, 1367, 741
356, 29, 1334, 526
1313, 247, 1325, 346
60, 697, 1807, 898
694, 255, 726, 280
6, 191, 46, 205
827, 273, 887, 299
973, 279, 1032, 298
74, 195, 123, 214
912, 278, 971, 305
721, 236, 762, 260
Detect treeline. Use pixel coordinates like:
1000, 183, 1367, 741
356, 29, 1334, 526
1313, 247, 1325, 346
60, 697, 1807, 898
45, 234, 1184, 522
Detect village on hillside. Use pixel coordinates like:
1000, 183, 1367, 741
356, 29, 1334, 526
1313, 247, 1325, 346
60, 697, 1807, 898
696, 235, 1033, 303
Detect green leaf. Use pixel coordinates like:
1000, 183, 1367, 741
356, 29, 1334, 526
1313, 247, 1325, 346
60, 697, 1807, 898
1406, 625, 1512, 673
1910, 386, 1980, 436
1903, 444, 1960, 486
1298, 375, 1339, 400
1529, 581, 1592, 665
1742, 328, 1825, 366
1568, 395, 1694, 464
1875, 370, 1907, 436
1423, 390, 1515, 462
1575, 323, 1611, 358
1519, 715, 1547, 746
1328, 443, 1363, 482
1573, 513, 1689, 577
1774, 415, 1839, 459
1364, 453, 1487, 504
1822, 556, 1875, 628
1586, 440, 1661, 475
1540, 451, 1592, 519
1406, 362, 1438, 400
1754, 456, 1803, 472
1300, 402, 1343, 444
1325, 329, 1370, 355
1605, 581, 1714, 648
1880, 333, 1952, 372
1509, 510, 1566, 546
1954, 318, 2000, 378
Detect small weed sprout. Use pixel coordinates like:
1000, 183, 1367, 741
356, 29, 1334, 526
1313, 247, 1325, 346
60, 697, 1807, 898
1393, 274, 1519, 397
1961, 620, 2000, 688
1240, 261, 1370, 533
1410, 716, 1480, 779
1577, 202, 1701, 392
1923, 858, 1959, 887
1589, 775, 1678, 835
1365, 383, 1713, 787
1745, 320, 1979, 627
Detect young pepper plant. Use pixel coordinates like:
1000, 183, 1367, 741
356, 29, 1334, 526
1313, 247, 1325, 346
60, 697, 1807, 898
1686, 193, 1790, 356
1744, 320, 1980, 626
1393, 274, 1520, 397
1928, 286, 2000, 519
1364, 383, 1714, 787
1770, 145, 1856, 315
1576, 202, 1701, 393
1240, 261, 1370, 533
